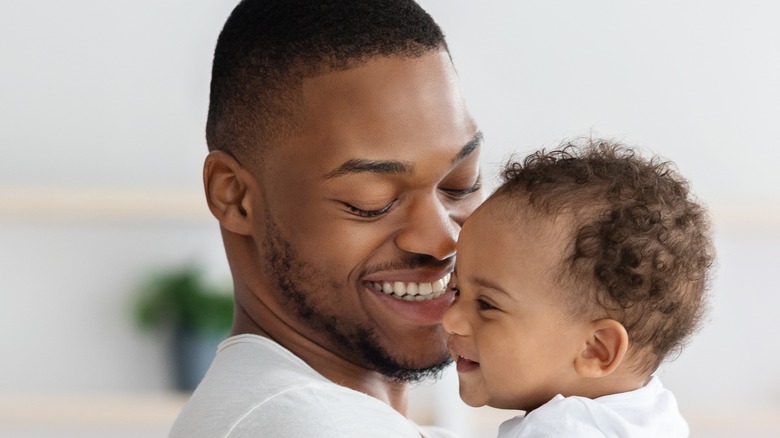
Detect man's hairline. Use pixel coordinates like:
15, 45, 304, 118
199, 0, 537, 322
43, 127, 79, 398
208, 46, 456, 161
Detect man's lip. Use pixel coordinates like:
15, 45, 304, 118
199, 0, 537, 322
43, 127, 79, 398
361, 265, 454, 284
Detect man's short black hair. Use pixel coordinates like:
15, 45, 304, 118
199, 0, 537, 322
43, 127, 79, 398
206, 0, 448, 165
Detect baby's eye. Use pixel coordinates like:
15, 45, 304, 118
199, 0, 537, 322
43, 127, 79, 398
477, 298, 496, 311
344, 200, 396, 218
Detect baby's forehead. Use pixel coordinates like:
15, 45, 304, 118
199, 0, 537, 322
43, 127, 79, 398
464, 198, 574, 269
463, 197, 586, 301
480, 193, 575, 234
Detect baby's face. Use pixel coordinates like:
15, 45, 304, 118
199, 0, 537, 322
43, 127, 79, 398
443, 199, 589, 411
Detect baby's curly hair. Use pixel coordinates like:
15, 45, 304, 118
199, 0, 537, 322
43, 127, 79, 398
495, 139, 715, 374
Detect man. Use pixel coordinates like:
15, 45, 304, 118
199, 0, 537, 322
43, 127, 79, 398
170, 1, 484, 436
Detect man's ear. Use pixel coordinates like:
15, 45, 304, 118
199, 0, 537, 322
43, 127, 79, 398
574, 319, 629, 378
203, 150, 254, 235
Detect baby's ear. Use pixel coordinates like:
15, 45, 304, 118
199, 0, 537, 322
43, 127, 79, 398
574, 319, 629, 378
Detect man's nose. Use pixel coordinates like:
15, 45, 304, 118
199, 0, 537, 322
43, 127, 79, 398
394, 197, 459, 260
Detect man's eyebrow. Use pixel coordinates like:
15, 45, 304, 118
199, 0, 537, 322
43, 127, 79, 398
453, 131, 484, 164
324, 130, 483, 179
324, 159, 413, 179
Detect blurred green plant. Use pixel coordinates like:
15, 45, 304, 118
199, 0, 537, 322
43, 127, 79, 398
134, 264, 233, 334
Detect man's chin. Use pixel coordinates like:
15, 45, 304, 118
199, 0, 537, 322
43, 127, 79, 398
378, 356, 453, 384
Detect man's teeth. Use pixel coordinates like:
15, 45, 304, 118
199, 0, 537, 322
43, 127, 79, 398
372, 273, 451, 301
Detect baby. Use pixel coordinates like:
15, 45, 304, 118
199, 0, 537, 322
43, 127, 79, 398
443, 140, 714, 437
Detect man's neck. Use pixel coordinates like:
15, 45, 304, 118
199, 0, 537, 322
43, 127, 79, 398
231, 304, 411, 415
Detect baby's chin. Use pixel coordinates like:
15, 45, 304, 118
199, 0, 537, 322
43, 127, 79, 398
457, 385, 490, 408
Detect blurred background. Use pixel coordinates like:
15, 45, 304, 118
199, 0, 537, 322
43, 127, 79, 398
1, 1, 778, 437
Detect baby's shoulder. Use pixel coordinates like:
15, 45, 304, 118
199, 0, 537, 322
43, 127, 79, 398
497, 396, 607, 438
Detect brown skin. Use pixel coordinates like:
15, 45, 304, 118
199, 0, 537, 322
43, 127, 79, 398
204, 51, 484, 414
444, 196, 649, 412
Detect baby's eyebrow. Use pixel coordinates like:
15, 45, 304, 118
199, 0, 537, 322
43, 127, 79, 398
473, 276, 511, 298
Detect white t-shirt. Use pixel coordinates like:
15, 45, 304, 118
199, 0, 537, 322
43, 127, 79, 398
169, 334, 459, 438
497, 376, 688, 437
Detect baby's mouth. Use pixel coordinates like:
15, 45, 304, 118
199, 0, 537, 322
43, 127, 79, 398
455, 355, 480, 372
366, 272, 451, 301
457, 355, 478, 365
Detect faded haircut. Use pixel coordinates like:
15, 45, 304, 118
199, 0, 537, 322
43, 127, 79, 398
207, 0, 449, 166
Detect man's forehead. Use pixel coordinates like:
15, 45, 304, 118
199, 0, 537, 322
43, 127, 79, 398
268, 50, 479, 180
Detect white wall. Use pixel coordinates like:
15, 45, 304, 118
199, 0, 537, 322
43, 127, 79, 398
0, 0, 238, 395
419, 0, 780, 402
2, 0, 778, 436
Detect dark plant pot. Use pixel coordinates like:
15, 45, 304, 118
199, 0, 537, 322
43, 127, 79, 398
170, 327, 228, 391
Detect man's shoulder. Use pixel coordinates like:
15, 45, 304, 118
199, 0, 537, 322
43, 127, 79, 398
216, 334, 322, 377
170, 334, 447, 437
219, 382, 425, 437
172, 380, 429, 438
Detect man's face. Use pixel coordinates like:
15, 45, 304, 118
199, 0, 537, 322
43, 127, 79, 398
443, 199, 588, 410
248, 51, 483, 381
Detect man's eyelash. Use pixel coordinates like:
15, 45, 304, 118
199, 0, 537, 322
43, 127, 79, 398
442, 179, 482, 197
447, 184, 481, 195
345, 200, 396, 218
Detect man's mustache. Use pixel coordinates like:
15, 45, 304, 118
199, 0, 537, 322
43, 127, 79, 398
360, 253, 453, 277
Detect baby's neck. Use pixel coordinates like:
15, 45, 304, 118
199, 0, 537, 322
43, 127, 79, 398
573, 369, 652, 401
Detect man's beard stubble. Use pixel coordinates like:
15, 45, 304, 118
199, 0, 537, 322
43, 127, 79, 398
261, 208, 451, 383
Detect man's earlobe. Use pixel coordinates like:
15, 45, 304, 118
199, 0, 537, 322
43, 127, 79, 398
203, 150, 254, 235
574, 319, 629, 378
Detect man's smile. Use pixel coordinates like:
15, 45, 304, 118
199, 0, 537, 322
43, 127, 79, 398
364, 269, 456, 325
366, 272, 452, 301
